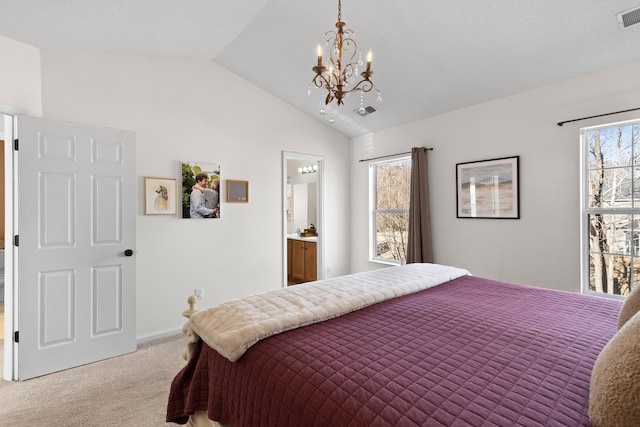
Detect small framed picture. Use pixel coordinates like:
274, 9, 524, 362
456, 156, 519, 219
226, 180, 249, 203
144, 177, 178, 215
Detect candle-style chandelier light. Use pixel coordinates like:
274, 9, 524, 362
311, 0, 379, 107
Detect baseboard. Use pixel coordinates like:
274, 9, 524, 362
137, 327, 182, 345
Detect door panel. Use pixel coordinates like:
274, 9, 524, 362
305, 242, 317, 282
40, 270, 74, 346
16, 116, 136, 380
40, 173, 75, 247
92, 265, 122, 335
291, 240, 305, 283
93, 175, 122, 243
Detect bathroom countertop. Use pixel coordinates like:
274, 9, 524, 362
286, 234, 317, 242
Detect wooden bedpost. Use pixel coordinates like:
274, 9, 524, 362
181, 296, 231, 427
183, 295, 197, 321
182, 295, 198, 361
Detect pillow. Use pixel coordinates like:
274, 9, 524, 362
589, 310, 640, 426
618, 284, 640, 329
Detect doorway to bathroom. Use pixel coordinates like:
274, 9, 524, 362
282, 152, 324, 288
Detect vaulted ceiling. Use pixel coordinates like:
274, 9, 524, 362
1, 0, 639, 137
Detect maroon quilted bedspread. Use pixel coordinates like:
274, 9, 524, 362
167, 275, 622, 426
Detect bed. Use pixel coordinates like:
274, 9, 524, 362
166, 263, 634, 426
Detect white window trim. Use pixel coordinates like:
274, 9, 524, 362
580, 119, 640, 300
368, 155, 411, 266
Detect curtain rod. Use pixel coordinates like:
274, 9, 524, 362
358, 147, 433, 163
557, 107, 640, 127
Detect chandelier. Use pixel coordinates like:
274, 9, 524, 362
311, 0, 379, 107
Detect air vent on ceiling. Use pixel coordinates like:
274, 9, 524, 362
617, 6, 640, 29
355, 106, 377, 117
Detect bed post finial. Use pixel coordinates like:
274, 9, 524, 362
182, 296, 199, 361
183, 295, 197, 319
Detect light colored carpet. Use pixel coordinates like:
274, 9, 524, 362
0, 334, 187, 426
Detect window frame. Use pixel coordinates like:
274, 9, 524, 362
368, 156, 412, 265
580, 118, 640, 299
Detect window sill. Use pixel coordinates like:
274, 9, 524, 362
368, 258, 402, 267
582, 290, 626, 301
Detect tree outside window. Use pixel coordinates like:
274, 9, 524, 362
583, 121, 640, 296
370, 158, 411, 264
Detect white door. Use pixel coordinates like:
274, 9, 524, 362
15, 116, 136, 380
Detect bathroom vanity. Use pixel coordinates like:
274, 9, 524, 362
287, 235, 317, 284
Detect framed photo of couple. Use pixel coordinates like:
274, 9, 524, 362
181, 161, 221, 218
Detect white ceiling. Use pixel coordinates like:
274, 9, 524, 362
1, 0, 640, 138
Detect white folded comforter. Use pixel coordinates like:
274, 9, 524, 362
187, 263, 470, 362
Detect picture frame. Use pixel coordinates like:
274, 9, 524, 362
226, 180, 249, 203
456, 156, 519, 219
144, 177, 177, 215
181, 162, 221, 219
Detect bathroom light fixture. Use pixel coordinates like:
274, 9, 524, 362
298, 165, 318, 174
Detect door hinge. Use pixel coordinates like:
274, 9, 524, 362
14, 235, 18, 247
14, 139, 18, 150
14, 331, 19, 343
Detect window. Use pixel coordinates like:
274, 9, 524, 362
582, 120, 640, 297
370, 157, 411, 264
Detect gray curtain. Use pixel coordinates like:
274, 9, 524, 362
406, 147, 433, 264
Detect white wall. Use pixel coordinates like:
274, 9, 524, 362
39, 50, 351, 338
0, 36, 42, 116
351, 59, 640, 293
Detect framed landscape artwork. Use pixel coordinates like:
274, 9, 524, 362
456, 156, 519, 219
144, 177, 177, 215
